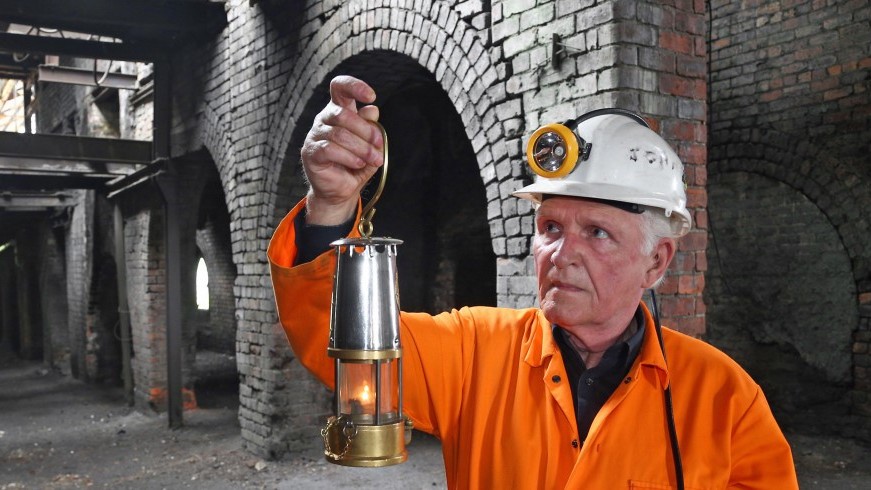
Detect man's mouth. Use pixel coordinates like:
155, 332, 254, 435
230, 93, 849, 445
550, 280, 583, 292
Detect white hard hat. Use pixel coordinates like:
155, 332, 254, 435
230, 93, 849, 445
513, 109, 692, 237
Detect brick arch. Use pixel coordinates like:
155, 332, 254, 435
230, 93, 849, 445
200, 102, 241, 231
706, 133, 870, 426
709, 132, 871, 289
262, 1, 504, 232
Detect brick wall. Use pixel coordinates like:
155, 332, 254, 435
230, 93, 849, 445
708, 0, 871, 438
707, 171, 856, 423
239, 0, 706, 455
28, 0, 710, 457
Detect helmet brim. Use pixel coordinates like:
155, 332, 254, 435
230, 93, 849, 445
513, 181, 692, 237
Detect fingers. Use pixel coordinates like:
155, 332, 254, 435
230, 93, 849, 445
309, 111, 383, 167
309, 77, 382, 169
327, 75, 382, 150
302, 137, 370, 172
358, 104, 380, 123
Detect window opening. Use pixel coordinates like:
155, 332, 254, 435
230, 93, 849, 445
196, 257, 209, 310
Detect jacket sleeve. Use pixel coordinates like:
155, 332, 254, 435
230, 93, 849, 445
267, 198, 469, 439
728, 386, 798, 489
268, 198, 338, 388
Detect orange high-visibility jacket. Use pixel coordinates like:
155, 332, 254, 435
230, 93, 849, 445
269, 199, 798, 489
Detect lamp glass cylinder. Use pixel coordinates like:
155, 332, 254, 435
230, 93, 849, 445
337, 359, 399, 424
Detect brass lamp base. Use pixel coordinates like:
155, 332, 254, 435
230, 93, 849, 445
322, 416, 413, 467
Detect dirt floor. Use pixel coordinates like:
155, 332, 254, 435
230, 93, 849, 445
2, 357, 870, 489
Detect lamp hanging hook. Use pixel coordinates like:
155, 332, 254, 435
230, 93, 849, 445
357, 121, 389, 239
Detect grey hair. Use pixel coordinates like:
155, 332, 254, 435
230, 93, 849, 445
640, 207, 674, 289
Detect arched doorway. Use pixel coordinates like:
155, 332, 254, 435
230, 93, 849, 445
279, 51, 496, 313
194, 161, 239, 409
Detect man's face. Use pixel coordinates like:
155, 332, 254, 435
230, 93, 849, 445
533, 197, 657, 332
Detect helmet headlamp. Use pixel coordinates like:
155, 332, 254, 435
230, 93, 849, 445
525, 123, 584, 178
525, 109, 649, 179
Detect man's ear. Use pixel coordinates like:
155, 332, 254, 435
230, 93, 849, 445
642, 238, 676, 288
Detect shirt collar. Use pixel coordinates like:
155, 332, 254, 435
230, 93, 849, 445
525, 303, 670, 386
551, 307, 645, 373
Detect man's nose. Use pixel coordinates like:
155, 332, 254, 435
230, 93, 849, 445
551, 236, 582, 268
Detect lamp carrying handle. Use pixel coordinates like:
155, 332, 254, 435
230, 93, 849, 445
358, 121, 389, 239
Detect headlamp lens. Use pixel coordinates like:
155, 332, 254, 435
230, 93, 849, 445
532, 131, 567, 172
525, 123, 580, 178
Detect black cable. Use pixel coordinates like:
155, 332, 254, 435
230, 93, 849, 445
650, 290, 685, 490
565, 108, 650, 129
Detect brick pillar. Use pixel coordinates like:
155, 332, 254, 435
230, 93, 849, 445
619, 0, 708, 336
66, 191, 94, 379
124, 201, 185, 411
38, 222, 70, 370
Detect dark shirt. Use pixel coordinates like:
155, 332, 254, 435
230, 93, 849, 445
292, 210, 355, 265
553, 310, 645, 442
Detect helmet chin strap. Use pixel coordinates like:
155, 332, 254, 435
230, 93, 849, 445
649, 289, 685, 490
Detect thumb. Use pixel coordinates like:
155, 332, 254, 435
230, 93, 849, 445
329, 75, 376, 111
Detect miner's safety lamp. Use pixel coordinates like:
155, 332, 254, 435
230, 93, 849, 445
321, 123, 413, 467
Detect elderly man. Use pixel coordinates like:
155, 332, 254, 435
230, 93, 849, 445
269, 76, 798, 489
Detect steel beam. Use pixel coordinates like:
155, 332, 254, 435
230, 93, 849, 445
152, 60, 183, 428
0, 173, 111, 190
0, 132, 151, 164
156, 167, 183, 429
0, 0, 227, 44
0, 192, 74, 209
0, 157, 144, 176
0, 33, 161, 63
38, 65, 139, 90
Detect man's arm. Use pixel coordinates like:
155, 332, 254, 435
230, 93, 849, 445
269, 75, 384, 385
728, 387, 799, 489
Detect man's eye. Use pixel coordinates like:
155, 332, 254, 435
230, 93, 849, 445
544, 222, 561, 234
592, 228, 610, 239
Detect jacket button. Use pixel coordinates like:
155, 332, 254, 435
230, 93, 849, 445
551, 375, 561, 383
585, 378, 594, 386
571, 439, 579, 448
623, 376, 632, 384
